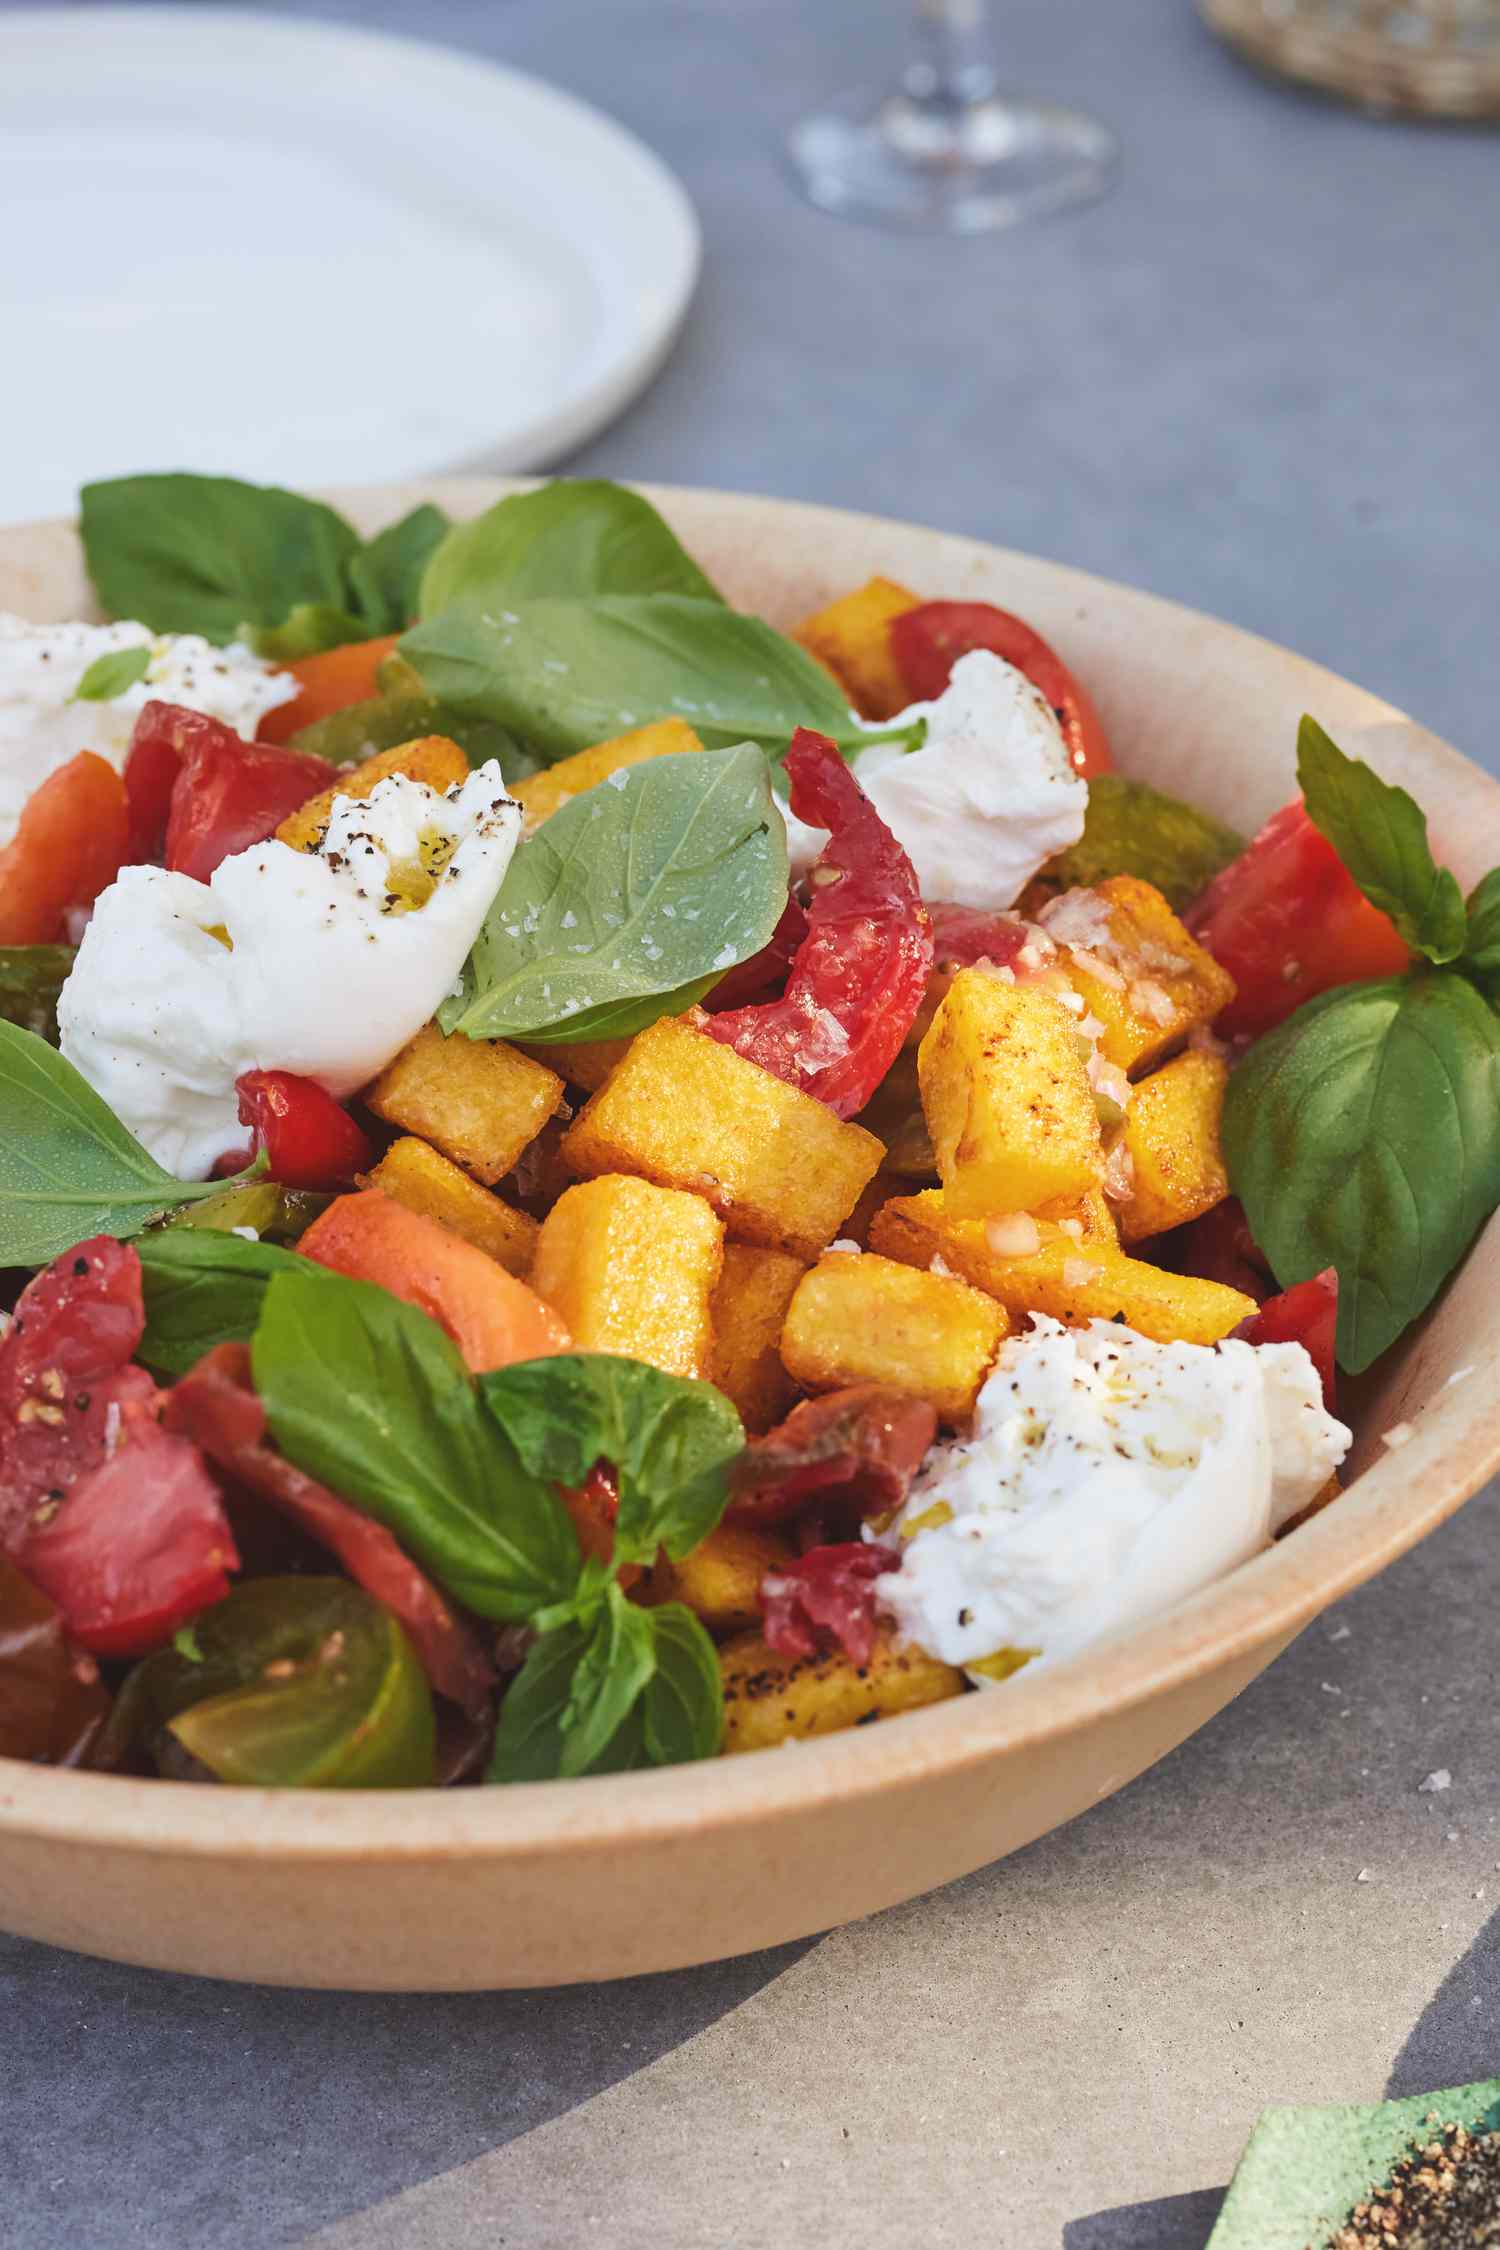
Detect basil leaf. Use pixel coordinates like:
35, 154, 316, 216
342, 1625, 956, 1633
72, 645, 151, 702
420, 480, 720, 617
402, 594, 867, 765
1297, 716, 1466, 965
640, 1605, 723, 1765
253, 1267, 582, 1621
478, 1354, 744, 1567
557, 1582, 657, 1776
80, 473, 361, 644
136, 1230, 316, 1377
346, 503, 450, 634
1461, 869, 1500, 1002
517, 974, 721, 1048
247, 602, 368, 663
0, 1021, 229, 1266
1035, 774, 1244, 912
0, 946, 75, 1045
444, 745, 787, 1042
1223, 971, 1500, 1373
487, 1618, 646, 1782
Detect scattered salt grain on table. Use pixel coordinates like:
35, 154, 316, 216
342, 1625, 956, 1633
1419, 1770, 1453, 1793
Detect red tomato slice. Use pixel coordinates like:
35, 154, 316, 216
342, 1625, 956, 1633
0, 752, 129, 944
1186, 801, 1412, 1039
1233, 1268, 1339, 1414
124, 701, 337, 879
257, 633, 402, 746
728, 1386, 937, 1529
165, 1344, 494, 1716
235, 1070, 374, 1190
705, 729, 934, 1118
889, 600, 1113, 779
760, 1541, 900, 1666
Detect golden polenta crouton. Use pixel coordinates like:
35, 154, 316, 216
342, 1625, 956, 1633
511, 718, 703, 833
791, 575, 922, 721
366, 1022, 565, 1187
643, 1520, 794, 1639
519, 1034, 636, 1096
530, 1174, 723, 1379
275, 736, 471, 851
364, 1137, 539, 1278
1111, 1051, 1230, 1244
560, 1015, 884, 1261
708, 1242, 806, 1434
869, 1189, 1255, 1345
1041, 877, 1236, 1076
781, 1251, 1008, 1425
918, 969, 1103, 1219
720, 1626, 963, 1753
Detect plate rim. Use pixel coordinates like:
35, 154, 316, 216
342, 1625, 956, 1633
2, 477, 1499, 1866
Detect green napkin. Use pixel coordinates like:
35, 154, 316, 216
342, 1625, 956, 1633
1207, 2078, 1500, 2248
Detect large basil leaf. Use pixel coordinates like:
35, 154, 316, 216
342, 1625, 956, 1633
248, 603, 368, 663
1034, 774, 1244, 912
443, 744, 787, 1042
0, 946, 75, 1045
486, 1599, 720, 1782
1223, 971, 1500, 1372
420, 480, 720, 616
1461, 868, 1500, 1002
401, 593, 870, 764
478, 1354, 744, 1566
345, 503, 450, 633
639, 1604, 724, 1765
487, 1617, 645, 1782
1297, 716, 1466, 965
137, 1230, 315, 1377
252, 1268, 582, 1622
80, 473, 362, 644
0, 1022, 231, 1267
557, 1582, 657, 1776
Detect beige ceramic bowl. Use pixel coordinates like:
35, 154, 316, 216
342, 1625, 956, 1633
3, 482, 1499, 1991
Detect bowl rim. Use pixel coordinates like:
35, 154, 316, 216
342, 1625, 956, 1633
4, 477, 1499, 1866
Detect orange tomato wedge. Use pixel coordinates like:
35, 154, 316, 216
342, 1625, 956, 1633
257, 634, 402, 746
0, 752, 129, 944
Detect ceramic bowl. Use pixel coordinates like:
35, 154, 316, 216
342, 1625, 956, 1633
3, 482, 1498, 1991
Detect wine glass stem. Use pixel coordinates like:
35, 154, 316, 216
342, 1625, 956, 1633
904, 0, 998, 111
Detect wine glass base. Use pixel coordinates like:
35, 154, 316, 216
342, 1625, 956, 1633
788, 89, 1117, 234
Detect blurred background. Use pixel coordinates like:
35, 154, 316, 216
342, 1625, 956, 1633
3, 0, 1496, 765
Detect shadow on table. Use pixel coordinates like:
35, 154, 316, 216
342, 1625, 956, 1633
0, 1928, 820, 2250
1387, 1896, 1500, 2099
1063, 2185, 1225, 2250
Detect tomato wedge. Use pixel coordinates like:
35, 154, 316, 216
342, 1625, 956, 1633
889, 600, 1113, 779
1185, 800, 1411, 1039
123, 701, 337, 879
235, 1070, 374, 1190
1234, 1268, 1339, 1414
0, 752, 128, 944
256, 634, 401, 746
760, 1541, 900, 1666
705, 729, 933, 1118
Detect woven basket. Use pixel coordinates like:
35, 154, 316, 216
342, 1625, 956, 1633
1200, 0, 1500, 118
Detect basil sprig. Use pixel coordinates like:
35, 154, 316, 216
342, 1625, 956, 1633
442, 744, 788, 1044
1224, 719, 1500, 1373
0, 1022, 259, 1267
79, 474, 447, 650
251, 1268, 740, 1778
71, 645, 151, 702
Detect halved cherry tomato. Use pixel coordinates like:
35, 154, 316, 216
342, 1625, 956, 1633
1185, 801, 1411, 1039
760, 1540, 900, 1665
234, 1070, 374, 1191
123, 702, 337, 879
706, 729, 933, 1118
0, 752, 128, 944
889, 600, 1113, 779
298, 1189, 572, 1373
257, 634, 402, 746
1234, 1268, 1339, 1414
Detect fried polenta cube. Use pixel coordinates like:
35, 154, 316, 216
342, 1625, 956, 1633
791, 575, 922, 721
511, 718, 704, 833
869, 1189, 1255, 1345
276, 735, 471, 851
364, 1137, 538, 1278
708, 1243, 806, 1434
1111, 1051, 1230, 1244
560, 1016, 884, 1261
643, 1521, 794, 1638
366, 1022, 565, 1187
530, 1174, 723, 1379
720, 1626, 963, 1753
918, 969, 1103, 1219
1043, 877, 1237, 1076
781, 1251, 1008, 1425
520, 1034, 636, 1096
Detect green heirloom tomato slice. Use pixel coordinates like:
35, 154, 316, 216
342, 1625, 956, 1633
121, 1578, 435, 1787
160, 1181, 331, 1242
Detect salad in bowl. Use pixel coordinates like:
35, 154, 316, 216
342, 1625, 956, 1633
2, 473, 1497, 1794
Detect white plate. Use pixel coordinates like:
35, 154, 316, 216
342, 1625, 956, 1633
0, 8, 700, 520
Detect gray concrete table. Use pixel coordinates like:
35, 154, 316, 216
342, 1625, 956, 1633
4, 2, 1499, 2244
